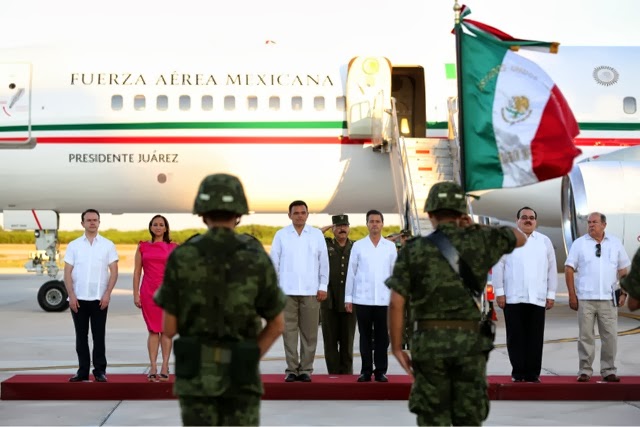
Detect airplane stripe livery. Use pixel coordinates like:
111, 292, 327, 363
1, 136, 639, 147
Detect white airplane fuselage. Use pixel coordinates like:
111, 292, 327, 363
1, 45, 639, 231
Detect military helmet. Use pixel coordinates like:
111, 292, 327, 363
193, 173, 249, 215
424, 181, 468, 214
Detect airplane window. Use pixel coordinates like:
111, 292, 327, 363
292, 96, 303, 111
247, 96, 258, 111
111, 95, 123, 111
225, 96, 236, 111
179, 95, 191, 111
134, 95, 146, 111
336, 96, 346, 111
623, 97, 637, 114
202, 95, 213, 111
314, 96, 325, 111
157, 95, 168, 111
269, 96, 280, 111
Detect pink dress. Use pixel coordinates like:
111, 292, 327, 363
139, 241, 178, 333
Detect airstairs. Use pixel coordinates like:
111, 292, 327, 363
386, 98, 461, 236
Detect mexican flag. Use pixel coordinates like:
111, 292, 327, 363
458, 12, 581, 192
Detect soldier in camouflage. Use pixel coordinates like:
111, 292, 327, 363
385, 181, 526, 426
622, 248, 640, 311
154, 173, 286, 426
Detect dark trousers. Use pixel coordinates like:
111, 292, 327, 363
503, 303, 545, 381
354, 304, 389, 376
70, 299, 108, 377
321, 308, 357, 374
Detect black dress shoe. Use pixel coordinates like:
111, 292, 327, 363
374, 374, 388, 383
68, 375, 89, 382
357, 374, 371, 382
94, 373, 108, 382
297, 373, 312, 382
284, 373, 297, 382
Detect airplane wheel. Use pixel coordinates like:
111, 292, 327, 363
37, 280, 69, 312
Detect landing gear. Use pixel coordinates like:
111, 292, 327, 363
2, 210, 66, 312
37, 280, 69, 312
25, 228, 68, 312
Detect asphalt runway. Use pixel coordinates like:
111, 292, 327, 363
1, 272, 639, 426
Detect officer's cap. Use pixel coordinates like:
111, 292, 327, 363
332, 214, 350, 226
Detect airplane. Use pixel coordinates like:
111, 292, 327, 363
0, 41, 638, 311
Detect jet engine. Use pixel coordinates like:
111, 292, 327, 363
561, 146, 640, 259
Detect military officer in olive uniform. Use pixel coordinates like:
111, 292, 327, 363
386, 181, 526, 426
320, 214, 357, 374
155, 173, 286, 426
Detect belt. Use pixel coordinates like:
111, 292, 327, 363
202, 345, 232, 363
414, 320, 479, 332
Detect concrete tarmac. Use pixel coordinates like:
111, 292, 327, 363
1, 272, 639, 426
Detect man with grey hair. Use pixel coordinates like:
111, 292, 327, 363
565, 212, 630, 382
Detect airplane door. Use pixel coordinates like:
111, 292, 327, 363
346, 57, 392, 144
0, 63, 34, 149
391, 67, 426, 138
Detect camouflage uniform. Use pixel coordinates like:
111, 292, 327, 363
155, 174, 286, 426
322, 214, 357, 374
622, 248, 640, 302
385, 182, 517, 426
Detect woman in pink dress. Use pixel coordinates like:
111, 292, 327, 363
133, 215, 178, 381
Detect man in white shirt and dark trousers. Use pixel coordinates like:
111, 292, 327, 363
63, 209, 119, 383
493, 207, 557, 383
565, 212, 630, 383
345, 210, 397, 382
270, 200, 329, 382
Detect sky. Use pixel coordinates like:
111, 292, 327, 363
1, 0, 639, 230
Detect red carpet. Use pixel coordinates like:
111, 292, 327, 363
2, 374, 640, 401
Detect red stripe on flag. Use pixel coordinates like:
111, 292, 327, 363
530, 85, 582, 181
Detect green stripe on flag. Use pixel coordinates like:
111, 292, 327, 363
461, 31, 507, 191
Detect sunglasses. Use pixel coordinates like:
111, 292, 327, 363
595, 243, 601, 258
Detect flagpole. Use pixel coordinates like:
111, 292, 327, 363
453, 0, 467, 192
